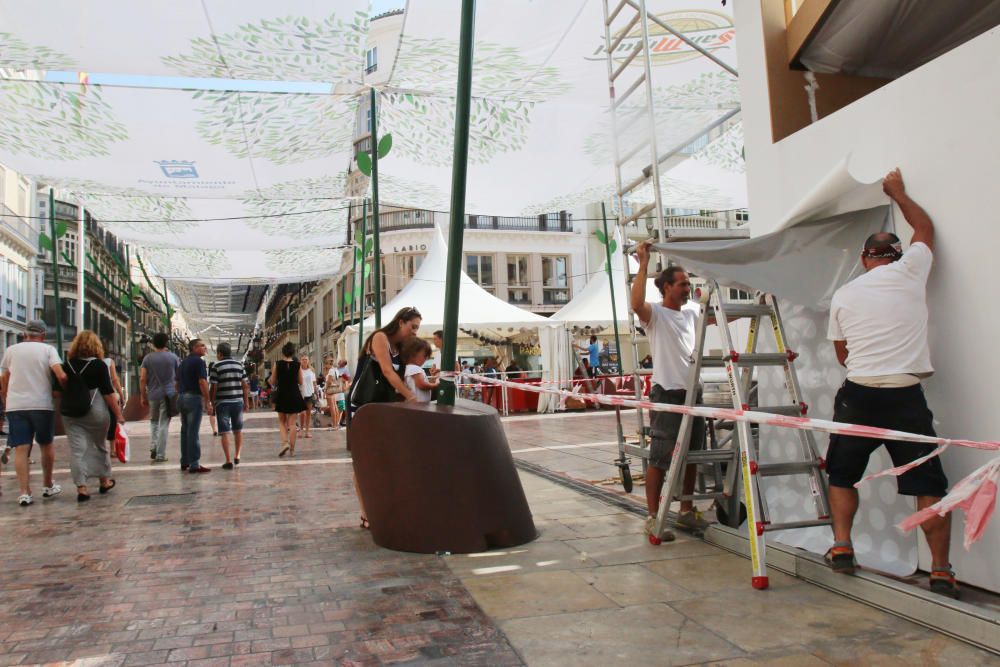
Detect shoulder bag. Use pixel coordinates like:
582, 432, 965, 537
350, 355, 398, 408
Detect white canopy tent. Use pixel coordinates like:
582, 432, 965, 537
341, 226, 565, 412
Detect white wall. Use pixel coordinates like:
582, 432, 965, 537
735, 5, 1000, 592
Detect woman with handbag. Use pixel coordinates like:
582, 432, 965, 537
349, 307, 422, 529
61, 331, 125, 502
270, 342, 305, 457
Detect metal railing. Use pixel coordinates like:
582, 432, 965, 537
0, 203, 37, 248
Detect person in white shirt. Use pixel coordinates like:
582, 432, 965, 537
0, 320, 68, 506
430, 330, 443, 375
825, 168, 956, 598
298, 356, 318, 439
632, 242, 710, 541
401, 337, 438, 403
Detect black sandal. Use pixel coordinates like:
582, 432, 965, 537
99, 479, 116, 494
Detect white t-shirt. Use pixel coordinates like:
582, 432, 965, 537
299, 368, 317, 397
431, 350, 441, 371
828, 242, 933, 378
1, 341, 62, 411
640, 301, 701, 391
404, 364, 432, 402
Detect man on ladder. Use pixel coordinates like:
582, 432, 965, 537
825, 168, 957, 598
632, 240, 710, 541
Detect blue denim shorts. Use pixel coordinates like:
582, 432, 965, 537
7, 410, 56, 446
215, 401, 244, 434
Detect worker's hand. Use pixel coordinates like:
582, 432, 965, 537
882, 168, 906, 201
634, 239, 654, 267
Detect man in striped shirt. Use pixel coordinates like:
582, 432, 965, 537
209, 343, 249, 470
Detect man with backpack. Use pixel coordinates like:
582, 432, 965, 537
0, 320, 68, 506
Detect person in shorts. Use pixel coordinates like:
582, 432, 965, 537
0, 320, 68, 506
209, 343, 249, 469
825, 168, 955, 598
631, 243, 711, 540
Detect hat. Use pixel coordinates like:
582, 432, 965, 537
25, 319, 47, 334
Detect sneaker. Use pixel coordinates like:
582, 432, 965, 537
149, 448, 156, 461
930, 567, 960, 599
189, 465, 211, 474
180, 464, 190, 472
825, 544, 856, 574
18, 494, 33, 506
675, 510, 711, 533
644, 515, 676, 543
42, 484, 62, 499
221, 462, 234, 470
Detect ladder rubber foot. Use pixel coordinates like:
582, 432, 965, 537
648, 534, 662, 546
751, 576, 769, 590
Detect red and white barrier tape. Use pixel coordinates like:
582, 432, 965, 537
446, 372, 999, 547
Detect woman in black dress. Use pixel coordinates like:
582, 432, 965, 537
270, 341, 305, 457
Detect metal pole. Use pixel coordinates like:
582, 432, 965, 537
601, 203, 624, 371
369, 88, 382, 329
438, 0, 476, 407
48, 189, 63, 356
348, 201, 356, 329
637, 0, 667, 262
357, 198, 368, 358
125, 245, 137, 399
75, 202, 85, 332
161, 278, 170, 331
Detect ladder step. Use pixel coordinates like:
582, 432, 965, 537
610, 40, 643, 81
687, 450, 736, 464
606, 0, 630, 25
608, 11, 641, 53
622, 202, 655, 225
757, 461, 822, 476
763, 519, 831, 532
618, 169, 651, 198
709, 304, 771, 318
701, 353, 789, 367
613, 72, 647, 110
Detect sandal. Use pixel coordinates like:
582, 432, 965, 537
77, 492, 91, 502
360, 516, 370, 530
279, 445, 290, 458
99, 479, 116, 494
930, 566, 960, 599
824, 542, 856, 574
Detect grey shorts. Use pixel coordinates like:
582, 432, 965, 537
648, 385, 705, 469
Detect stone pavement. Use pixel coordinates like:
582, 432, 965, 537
0, 408, 996, 666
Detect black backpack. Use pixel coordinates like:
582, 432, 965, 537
60, 359, 97, 418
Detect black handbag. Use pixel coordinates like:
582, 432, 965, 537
350, 355, 396, 408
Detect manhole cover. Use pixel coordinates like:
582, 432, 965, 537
126, 492, 196, 507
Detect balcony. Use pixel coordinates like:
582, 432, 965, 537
0, 203, 38, 251
372, 210, 573, 234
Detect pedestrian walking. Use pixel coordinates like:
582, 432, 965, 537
0, 320, 68, 506
209, 342, 249, 469
102, 352, 124, 461
60, 331, 124, 502
207, 361, 219, 437
271, 342, 305, 457
178, 338, 213, 474
140, 332, 180, 463
298, 355, 318, 439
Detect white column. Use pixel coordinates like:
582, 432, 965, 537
76, 202, 85, 331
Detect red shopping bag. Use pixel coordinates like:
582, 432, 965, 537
114, 423, 130, 463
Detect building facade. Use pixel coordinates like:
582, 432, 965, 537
0, 162, 35, 356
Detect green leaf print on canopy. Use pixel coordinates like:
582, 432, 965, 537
0, 82, 128, 160
242, 176, 350, 240
145, 249, 232, 278
37, 176, 196, 236
0, 33, 77, 71
263, 249, 343, 277
583, 72, 740, 167
377, 173, 450, 211
692, 121, 745, 173
162, 12, 368, 83
381, 38, 570, 165
191, 90, 356, 165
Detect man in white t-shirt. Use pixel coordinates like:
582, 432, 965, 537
0, 320, 68, 506
632, 240, 708, 542
825, 168, 955, 598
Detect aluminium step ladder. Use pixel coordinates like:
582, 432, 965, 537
651, 281, 832, 590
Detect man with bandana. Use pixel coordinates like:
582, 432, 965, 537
825, 168, 956, 598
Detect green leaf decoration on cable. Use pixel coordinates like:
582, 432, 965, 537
377, 133, 392, 159
131, 285, 141, 299
363, 263, 371, 279
343, 290, 354, 307
594, 229, 607, 245
355, 225, 364, 244
55, 221, 68, 238
354, 246, 363, 262
38, 232, 53, 251
608, 239, 618, 255
364, 237, 374, 256
356, 150, 372, 176
119, 294, 132, 309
